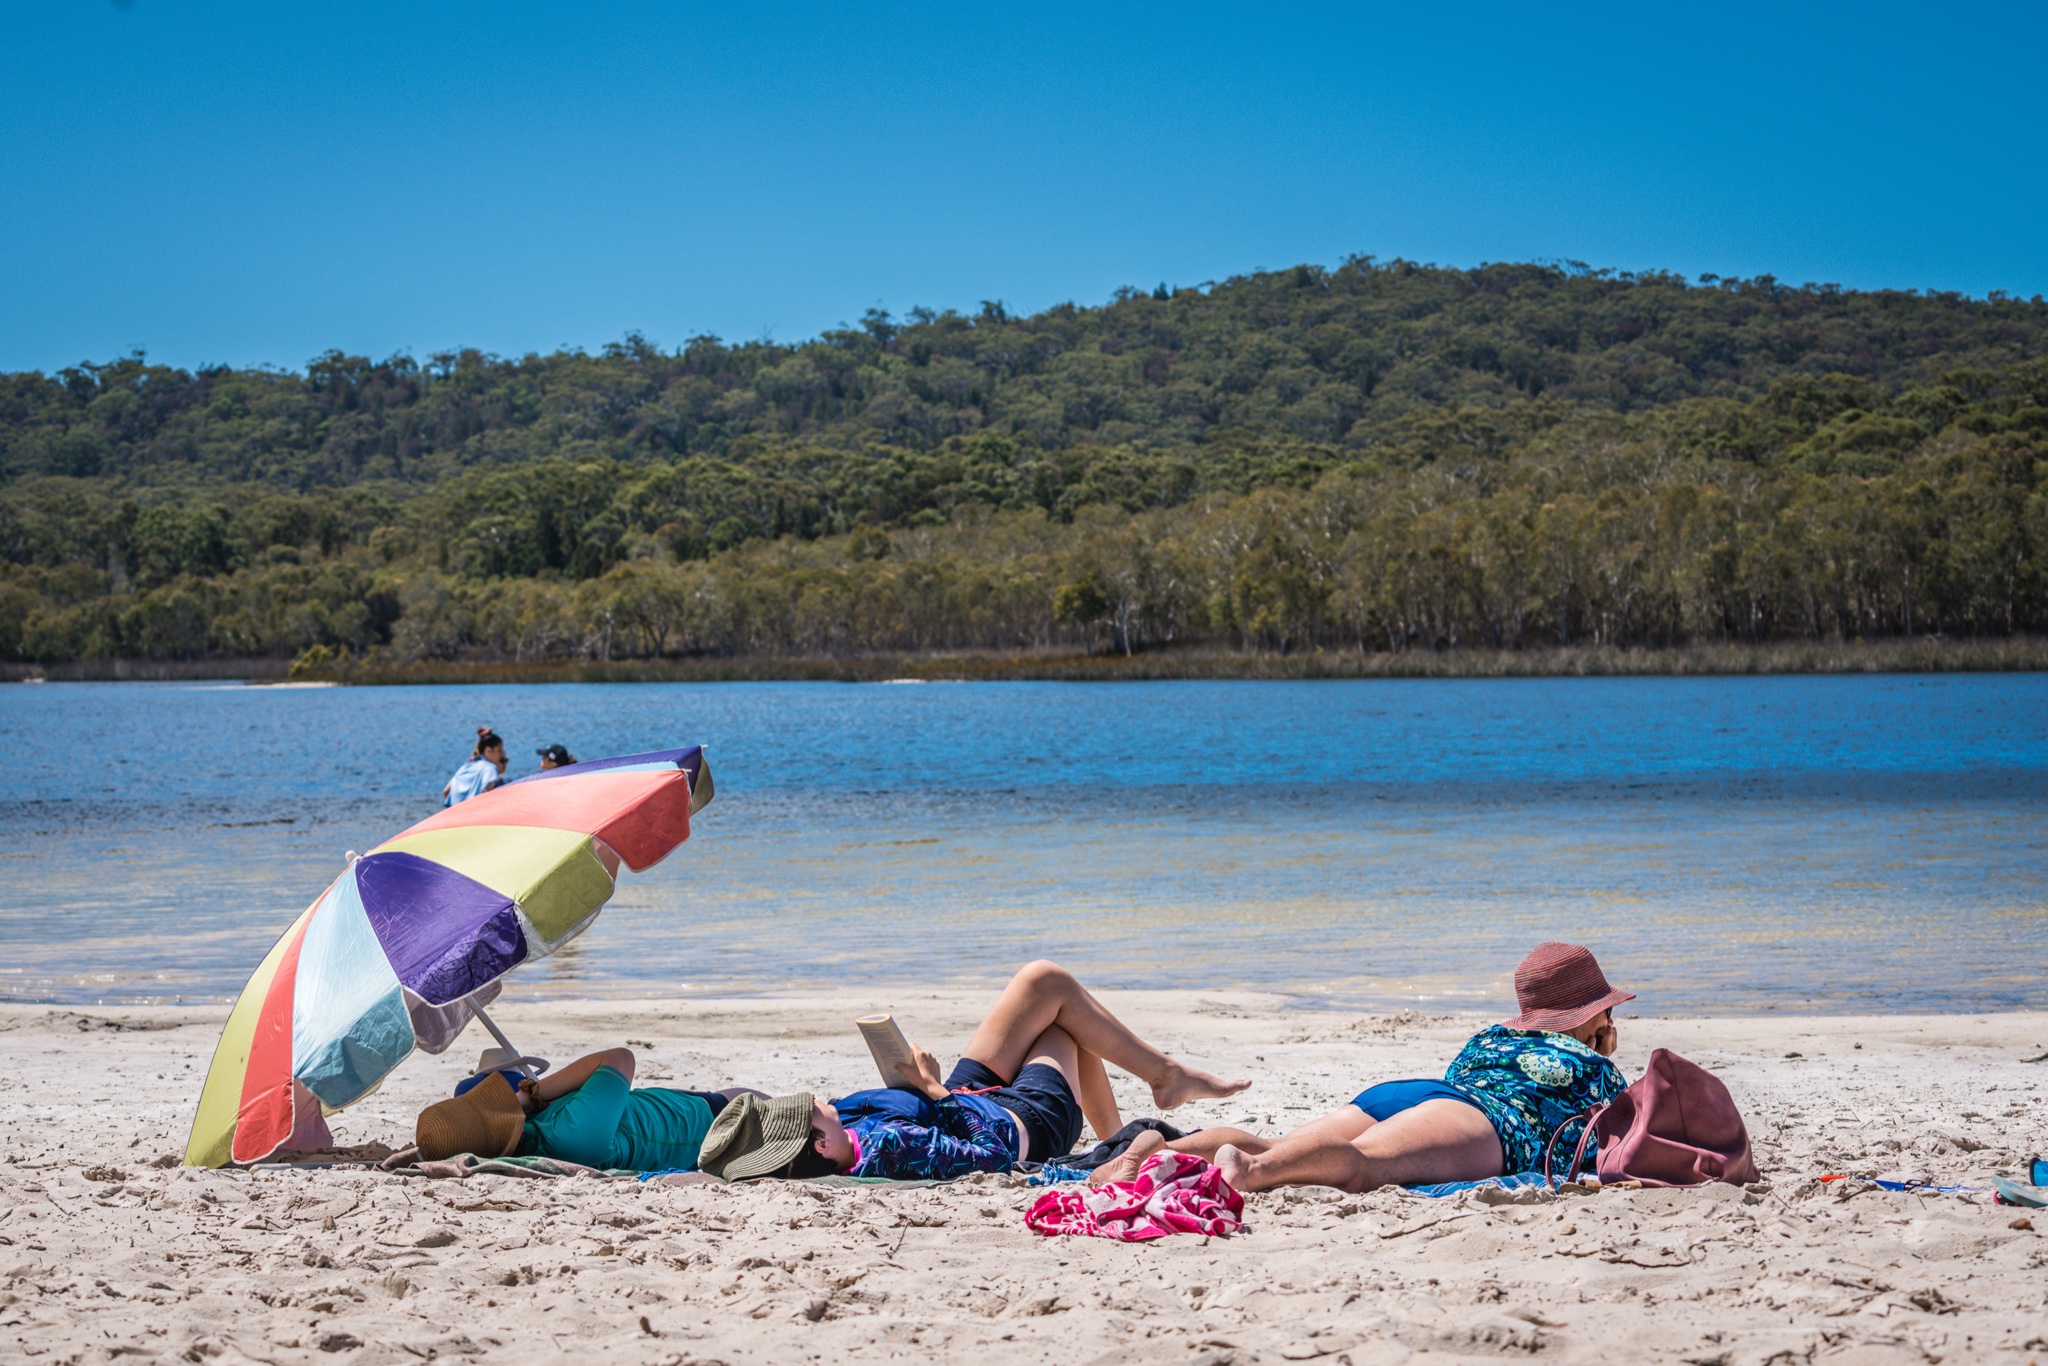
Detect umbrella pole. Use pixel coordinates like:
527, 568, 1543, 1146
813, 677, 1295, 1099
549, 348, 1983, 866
467, 998, 542, 1078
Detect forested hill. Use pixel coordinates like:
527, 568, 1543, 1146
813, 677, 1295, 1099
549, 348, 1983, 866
10, 260, 2048, 493
3, 257, 2047, 669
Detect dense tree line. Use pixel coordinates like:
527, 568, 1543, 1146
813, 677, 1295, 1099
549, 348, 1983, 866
1, 257, 2045, 665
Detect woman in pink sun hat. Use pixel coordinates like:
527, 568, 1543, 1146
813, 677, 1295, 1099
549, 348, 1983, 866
1091, 942, 1633, 1193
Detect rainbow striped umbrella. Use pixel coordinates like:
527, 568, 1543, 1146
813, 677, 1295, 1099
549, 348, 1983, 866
184, 746, 713, 1168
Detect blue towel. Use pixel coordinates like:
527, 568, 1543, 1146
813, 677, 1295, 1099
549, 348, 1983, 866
1027, 1162, 1092, 1186
1404, 1170, 1553, 1198
1828, 1176, 1985, 1197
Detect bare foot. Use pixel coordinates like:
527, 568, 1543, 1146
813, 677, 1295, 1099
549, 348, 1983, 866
1150, 1062, 1252, 1110
1089, 1129, 1166, 1186
1213, 1143, 1256, 1192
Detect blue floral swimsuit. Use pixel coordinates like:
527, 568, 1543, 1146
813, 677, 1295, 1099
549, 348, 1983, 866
1441, 1024, 1627, 1173
831, 1087, 1020, 1181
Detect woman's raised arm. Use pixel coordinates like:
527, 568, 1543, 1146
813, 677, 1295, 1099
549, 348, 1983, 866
530, 1048, 636, 1102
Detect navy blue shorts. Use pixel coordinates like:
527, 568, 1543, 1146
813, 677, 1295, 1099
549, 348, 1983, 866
946, 1057, 1085, 1162
1351, 1078, 1485, 1121
681, 1089, 731, 1119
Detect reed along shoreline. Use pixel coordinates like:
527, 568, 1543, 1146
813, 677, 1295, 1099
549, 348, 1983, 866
6, 635, 2048, 685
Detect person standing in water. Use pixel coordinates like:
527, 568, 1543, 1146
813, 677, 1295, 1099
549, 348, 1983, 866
441, 726, 508, 806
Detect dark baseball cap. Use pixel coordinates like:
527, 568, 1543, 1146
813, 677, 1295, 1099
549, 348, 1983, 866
535, 744, 576, 766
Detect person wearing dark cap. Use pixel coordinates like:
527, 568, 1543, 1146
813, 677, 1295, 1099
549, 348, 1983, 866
536, 743, 577, 770
1092, 942, 1633, 1194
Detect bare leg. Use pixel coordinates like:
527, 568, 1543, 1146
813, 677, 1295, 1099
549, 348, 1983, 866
1089, 1124, 1272, 1185
1009, 1025, 1081, 1163
1072, 1046, 1121, 1141
1003, 1026, 1132, 1163
958, 960, 1249, 1110
1243, 1104, 1373, 1155
1101, 1106, 1369, 1186
1159, 1126, 1271, 1161
1215, 1100, 1501, 1194
1098, 1099, 1378, 1184
1088, 1128, 1168, 1185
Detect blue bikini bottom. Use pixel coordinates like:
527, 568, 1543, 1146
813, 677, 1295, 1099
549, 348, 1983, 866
1350, 1077, 1485, 1120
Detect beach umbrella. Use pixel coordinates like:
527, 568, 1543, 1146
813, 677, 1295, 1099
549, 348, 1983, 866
183, 745, 714, 1168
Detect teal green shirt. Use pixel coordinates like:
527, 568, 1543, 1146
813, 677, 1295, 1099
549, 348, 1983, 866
517, 1065, 716, 1172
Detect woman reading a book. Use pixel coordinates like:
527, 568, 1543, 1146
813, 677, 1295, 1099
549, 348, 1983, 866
694, 960, 1251, 1183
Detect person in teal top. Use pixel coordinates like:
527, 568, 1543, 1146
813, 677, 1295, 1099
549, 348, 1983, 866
509, 1048, 762, 1173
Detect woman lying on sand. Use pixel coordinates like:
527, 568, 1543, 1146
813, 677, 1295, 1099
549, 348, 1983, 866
696, 960, 1251, 1183
1093, 942, 1631, 1193
413, 1046, 761, 1173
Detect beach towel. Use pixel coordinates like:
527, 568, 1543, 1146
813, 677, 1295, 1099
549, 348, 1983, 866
1026, 1162, 1093, 1186
378, 1148, 637, 1180
635, 1169, 927, 1187
1818, 1174, 1987, 1199
1406, 1170, 1555, 1198
1024, 1151, 1243, 1241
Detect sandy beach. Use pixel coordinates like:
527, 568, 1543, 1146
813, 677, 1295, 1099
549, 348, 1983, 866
3, 992, 2045, 1365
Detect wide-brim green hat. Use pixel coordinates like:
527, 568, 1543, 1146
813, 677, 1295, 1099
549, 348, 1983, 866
698, 1092, 816, 1181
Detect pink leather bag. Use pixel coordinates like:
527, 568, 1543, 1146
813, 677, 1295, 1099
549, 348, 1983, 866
1546, 1047, 1761, 1188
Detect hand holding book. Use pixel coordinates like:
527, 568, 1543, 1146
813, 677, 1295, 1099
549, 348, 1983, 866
858, 1014, 949, 1099
894, 1046, 948, 1100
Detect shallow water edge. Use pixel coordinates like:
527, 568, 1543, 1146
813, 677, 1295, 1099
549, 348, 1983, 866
2, 674, 2042, 1013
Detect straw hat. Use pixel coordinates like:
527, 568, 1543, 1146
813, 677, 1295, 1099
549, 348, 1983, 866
473, 1046, 548, 1075
416, 1071, 524, 1160
697, 1093, 816, 1181
1503, 942, 1635, 1032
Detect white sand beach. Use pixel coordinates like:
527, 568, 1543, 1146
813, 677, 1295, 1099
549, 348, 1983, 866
3, 992, 2044, 1365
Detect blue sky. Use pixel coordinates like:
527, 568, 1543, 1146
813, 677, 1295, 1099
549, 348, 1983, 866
3, 2, 2043, 374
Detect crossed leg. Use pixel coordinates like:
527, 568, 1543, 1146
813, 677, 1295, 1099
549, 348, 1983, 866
1092, 1099, 1502, 1192
958, 960, 1251, 1140
1214, 1099, 1502, 1193
1087, 1123, 1264, 1184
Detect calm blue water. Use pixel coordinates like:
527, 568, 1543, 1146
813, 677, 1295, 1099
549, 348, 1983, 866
0, 676, 2043, 1013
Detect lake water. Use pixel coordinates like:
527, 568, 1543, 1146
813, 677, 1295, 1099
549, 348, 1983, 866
1, 676, 2043, 1015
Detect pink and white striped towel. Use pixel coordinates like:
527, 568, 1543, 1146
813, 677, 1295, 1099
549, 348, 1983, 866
1024, 1151, 1245, 1241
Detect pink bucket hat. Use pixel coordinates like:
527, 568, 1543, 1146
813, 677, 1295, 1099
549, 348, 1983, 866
1504, 942, 1635, 1031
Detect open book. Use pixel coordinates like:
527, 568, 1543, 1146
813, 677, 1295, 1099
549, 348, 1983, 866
856, 1014, 922, 1091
